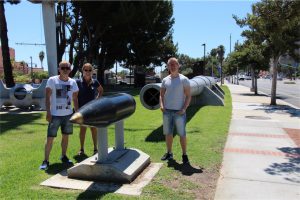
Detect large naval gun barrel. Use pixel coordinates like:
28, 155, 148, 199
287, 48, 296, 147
140, 76, 224, 110
70, 93, 136, 127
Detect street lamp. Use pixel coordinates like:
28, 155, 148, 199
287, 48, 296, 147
202, 43, 206, 75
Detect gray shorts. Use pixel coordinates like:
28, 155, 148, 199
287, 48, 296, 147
47, 114, 73, 137
163, 109, 186, 137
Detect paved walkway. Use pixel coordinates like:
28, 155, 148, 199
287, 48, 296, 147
214, 83, 300, 200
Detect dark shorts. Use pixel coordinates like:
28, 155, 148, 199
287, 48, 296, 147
47, 114, 73, 137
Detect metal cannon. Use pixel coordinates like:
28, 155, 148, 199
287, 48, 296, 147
70, 93, 136, 127
68, 93, 150, 183
139, 76, 225, 110
0, 79, 47, 110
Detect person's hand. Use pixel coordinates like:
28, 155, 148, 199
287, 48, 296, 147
46, 112, 52, 122
176, 109, 186, 115
160, 106, 165, 113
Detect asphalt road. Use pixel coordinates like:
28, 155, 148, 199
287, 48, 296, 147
238, 78, 300, 108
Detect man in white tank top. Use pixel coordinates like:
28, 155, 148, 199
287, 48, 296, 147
160, 57, 191, 164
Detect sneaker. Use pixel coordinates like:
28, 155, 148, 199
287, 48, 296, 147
93, 149, 98, 155
60, 155, 73, 164
182, 154, 189, 164
161, 152, 173, 161
78, 149, 85, 156
39, 160, 49, 170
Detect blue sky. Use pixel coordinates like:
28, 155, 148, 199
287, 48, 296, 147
4, 0, 256, 72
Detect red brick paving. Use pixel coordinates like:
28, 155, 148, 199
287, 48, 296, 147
229, 132, 288, 138
283, 128, 300, 147
224, 148, 300, 158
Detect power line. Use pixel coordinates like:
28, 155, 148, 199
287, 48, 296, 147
15, 42, 45, 46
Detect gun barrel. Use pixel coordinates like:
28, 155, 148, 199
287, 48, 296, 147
139, 76, 216, 110
70, 93, 136, 127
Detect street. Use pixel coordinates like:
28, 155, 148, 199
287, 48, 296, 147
238, 78, 300, 108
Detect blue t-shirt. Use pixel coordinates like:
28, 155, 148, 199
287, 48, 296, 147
76, 78, 100, 108
161, 74, 190, 110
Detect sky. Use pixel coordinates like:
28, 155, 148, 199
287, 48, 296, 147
4, 0, 257, 72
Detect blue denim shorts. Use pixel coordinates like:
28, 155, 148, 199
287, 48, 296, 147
163, 109, 186, 137
47, 114, 73, 137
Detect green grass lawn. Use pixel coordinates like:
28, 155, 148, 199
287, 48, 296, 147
0, 86, 232, 199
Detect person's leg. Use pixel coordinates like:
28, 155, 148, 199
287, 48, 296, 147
79, 126, 87, 151
175, 113, 189, 164
90, 127, 98, 152
166, 134, 173, 153
60, 114, 73, 157
44, 137, 55, 161
175, 113, 187, 154
163, 110, 174, 153
45, 116, 60, 161
179, 136, 187, 155
61, 134, 69, 156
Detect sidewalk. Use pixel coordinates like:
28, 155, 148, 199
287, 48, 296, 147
214, 83, 300, 200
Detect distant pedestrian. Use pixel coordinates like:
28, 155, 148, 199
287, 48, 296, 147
76, 63, 103, 156
159, 57, 191, 164
40, 61, 79, 170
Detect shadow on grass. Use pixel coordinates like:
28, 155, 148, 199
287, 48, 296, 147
167, 159, 203, 176
264, 147, 300, 183
0, 112, 42, 135
145, 105, 202, 142
77, 191, 108, 200
46, 162, 74, 175
73, 154, 89, 163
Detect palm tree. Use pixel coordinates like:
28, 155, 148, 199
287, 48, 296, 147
217, 45, 225, 84
0, 0, 20, 87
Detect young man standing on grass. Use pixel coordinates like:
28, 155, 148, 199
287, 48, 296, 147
40, 61, 79, 170
159, 57, 191, 164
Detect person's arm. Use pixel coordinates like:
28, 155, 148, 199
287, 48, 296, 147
96, 84, 104, 99
73, 91, 79, 112
178, 85, 191, 115
160, 87, 166, 112
45, 87, 52, 122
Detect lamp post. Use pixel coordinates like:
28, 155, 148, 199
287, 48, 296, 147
202, 43, 206, 75
30, 56, 33, 81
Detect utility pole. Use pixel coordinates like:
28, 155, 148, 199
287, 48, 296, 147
202, 43, 206, 75
30, 56, 33, 81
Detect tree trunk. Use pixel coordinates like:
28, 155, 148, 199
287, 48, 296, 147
254, 75, 258, 95
251, 66, 255, 91
270, 56, 279, 105
0, 2, 15, 88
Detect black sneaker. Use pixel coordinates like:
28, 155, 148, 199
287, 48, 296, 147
182, 154, 189, 164
161, 152, 173, 161
60, 155, 73, 164
39, 160, 49, 170
93, 149, 98, 155
78, 149, 85, 156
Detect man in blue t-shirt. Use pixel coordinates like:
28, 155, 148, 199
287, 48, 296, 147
159, 57, 191, 164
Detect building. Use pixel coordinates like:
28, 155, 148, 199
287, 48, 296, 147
0, 46, 44, 77
0, 47, 15, 76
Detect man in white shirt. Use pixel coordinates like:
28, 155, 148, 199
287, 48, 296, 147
160, 57, 191, 164
40, 61, 79, 170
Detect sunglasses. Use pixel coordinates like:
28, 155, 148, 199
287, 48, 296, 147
84, 69, 92, 72
61, 67, 70, 71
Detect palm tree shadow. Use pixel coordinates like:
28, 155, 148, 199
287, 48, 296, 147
167, 159, 204, 176
145, 105, 202, 142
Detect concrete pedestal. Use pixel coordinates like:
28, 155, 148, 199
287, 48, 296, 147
67, 148, 150, 183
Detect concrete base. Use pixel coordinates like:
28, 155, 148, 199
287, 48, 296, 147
41, 163, 162, 196
67, 148, 150, 183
